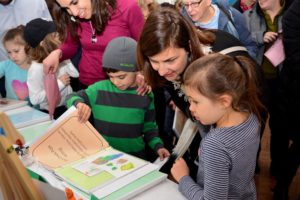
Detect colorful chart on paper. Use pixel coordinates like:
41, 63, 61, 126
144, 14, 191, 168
54, 148, 147, 193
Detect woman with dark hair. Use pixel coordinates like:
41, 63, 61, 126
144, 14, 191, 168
137, 6, 268, 177
137, 7, 266, 120
43, 0, 144, 89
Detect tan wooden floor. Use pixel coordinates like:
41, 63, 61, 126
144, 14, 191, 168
256, 124, 300, 200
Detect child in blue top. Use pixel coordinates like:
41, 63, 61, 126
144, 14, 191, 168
171, 53, 266, 199
0, 26, 31, 101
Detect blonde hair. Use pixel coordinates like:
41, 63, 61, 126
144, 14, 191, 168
3, 25, 26, 47
175, 0, 184, 11
137, 0, 158, 19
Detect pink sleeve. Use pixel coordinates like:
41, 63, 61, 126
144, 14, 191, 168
125, 2, 145, 40
59, 30, 79, 61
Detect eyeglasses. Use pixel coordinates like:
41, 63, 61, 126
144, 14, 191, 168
183, 0, 202, 9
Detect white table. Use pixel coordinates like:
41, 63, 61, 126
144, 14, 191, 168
0, 177, 186, 200
23, 161, 186, 200
133, 179, 186, 200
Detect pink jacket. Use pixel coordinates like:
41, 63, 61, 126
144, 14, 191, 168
60, 0, 144, 86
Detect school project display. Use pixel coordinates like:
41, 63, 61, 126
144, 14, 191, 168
18, 121, 53, 145
0, 111, 25, 144
0, 111, 68, 200
29, 106, 167, 199
55, 148, 148, 193
0, 98, 28, 112
0, 135, 44, 200
5, 105, 51, 129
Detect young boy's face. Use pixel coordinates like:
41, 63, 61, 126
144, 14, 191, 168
107, 71, 137, 90
4, 40, 29, 69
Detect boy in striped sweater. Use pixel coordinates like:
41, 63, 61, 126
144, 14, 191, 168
66, 37, 170, 161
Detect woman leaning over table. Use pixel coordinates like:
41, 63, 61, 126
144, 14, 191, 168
136, 7, 268, 179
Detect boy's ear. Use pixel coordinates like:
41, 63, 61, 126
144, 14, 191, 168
218, 94, 232, 108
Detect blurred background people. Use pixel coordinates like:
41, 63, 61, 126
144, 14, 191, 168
0, 0, 52, 98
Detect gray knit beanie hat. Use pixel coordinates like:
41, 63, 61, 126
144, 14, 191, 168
103, 37, 137, 72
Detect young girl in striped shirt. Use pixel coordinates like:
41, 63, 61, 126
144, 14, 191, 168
171, 53, 266, 200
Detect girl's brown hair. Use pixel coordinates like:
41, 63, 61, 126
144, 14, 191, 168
25, 33, 60, 63
136, 7, 214, 88
2, 25, 26, 46
183, 53, 266, 123
48, 0, 116, 41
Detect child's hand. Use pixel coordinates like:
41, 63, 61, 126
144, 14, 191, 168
59, 74, 70, 86
76, 103, 91, 123
157, 148, 170, 160
171, 158, 189, 183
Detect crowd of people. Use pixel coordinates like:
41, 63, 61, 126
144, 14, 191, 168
0, 0, 300, 199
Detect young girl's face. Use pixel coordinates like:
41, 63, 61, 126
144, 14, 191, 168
4, 41, 29, 69
107, 71, 137, 90
148, 46, 189, 81
56, 0, 92, 19
185, 85, 226, 126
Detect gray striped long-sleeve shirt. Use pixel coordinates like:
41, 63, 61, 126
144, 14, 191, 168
179, 113, 260, 200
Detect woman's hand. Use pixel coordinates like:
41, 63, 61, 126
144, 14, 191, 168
263, 31, 278, 43
171, 157, 189, 182
76, 102, 91, 123
43, 49, 62, 74
135, 73, 151, 96
157, 148, 170, 160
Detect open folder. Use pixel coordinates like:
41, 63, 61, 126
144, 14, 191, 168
264, 36, 285, 67
29, 106, 166, 198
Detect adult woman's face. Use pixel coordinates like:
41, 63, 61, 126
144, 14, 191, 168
258, 0, 276, 11
56, 0, 92, 19
148, 46, 189, 81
